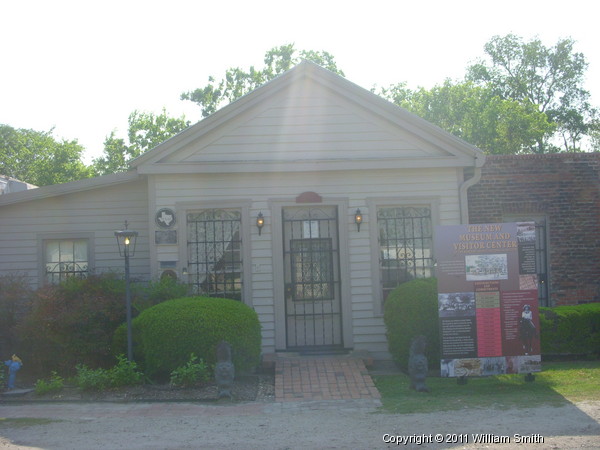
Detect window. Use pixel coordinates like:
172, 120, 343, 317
187, 209, 243, 300
44, 239, 89, 283
377, 206, 433, 304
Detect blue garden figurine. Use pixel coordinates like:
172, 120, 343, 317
4, 354, 22, 390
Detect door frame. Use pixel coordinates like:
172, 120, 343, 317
270, 197, 353, 351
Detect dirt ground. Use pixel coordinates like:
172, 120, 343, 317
1, 397, 599, 449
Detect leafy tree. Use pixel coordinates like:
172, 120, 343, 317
0, 124, 92, 186
466, 34, 597, 152
93, 108, 190, 175
379, 80, 553, 154
181, 44, 344, 117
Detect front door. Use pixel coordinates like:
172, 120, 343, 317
282, 206, 343, 351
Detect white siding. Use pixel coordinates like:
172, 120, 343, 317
0, 178, 150, 288
151, 168, 460, 358
167, 82, 454, 165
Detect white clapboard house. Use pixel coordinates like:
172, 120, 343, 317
0, 62, 485, 359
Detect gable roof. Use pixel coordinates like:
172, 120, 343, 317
132, 61, 485, 174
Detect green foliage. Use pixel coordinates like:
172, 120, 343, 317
0, 367, 6, 391
75, 364, 110, 391
75, 355, 143, 391
116, 296, 261, 380
466, 34, 597, 152
170, 353, 210, 387
539, 303, 600, 357
133, 277, 190, 313
0, 124, 92, 186
380, 80, 554, 154
181, 43, 344, 118
93, 108, 190, 176
34, 371, 64, 396
0, 274, 32, 354
108, 354, 144, 387
16, 274, 127, 376
383, 278, 440, 371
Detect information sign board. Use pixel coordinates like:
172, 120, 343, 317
435, 222, 541, 376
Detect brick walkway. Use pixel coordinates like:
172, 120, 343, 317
274, 356, 381, 402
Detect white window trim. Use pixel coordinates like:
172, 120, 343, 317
366, 197, 440, 316
37, 233, 95, 287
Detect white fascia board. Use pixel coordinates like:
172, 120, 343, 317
136, 157, 470, 175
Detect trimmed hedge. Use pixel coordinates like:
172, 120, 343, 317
384, 278, 440, 371
114, 296, 261, 380
539, 303, 600, 357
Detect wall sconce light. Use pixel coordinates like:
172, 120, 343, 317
354, 209, 363, 232
256, 212, 265, 235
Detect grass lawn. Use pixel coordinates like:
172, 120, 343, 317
373, 360, 600, 414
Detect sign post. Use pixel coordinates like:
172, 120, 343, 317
435, 222, 541, 378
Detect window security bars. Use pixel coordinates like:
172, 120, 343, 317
45, 239, 88, 283
377, 206, 433, 304
187, 209, 243, 301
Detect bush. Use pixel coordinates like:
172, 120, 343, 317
108, 354, 144, 387
75, 355, 143, 391
170, 353, 210, 387
75, 364, 111, 391
133, 277, 190, 313
16, 274, 127, 376
540, 303, 600, 358
34, 371, 64, 396
384, 278, 440, 371
115, 296, 261, 381
0, 274, 33, 354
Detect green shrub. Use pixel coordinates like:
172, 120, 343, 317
16, 274, 127, 376
0, 274, 33, 354
540, 303, 600, 357
133, 277, 190, 313
75, 364, 111, 391
34, 371, 64, 396
108, 354, 144, 387
75, 355, 144, 391
170, 353, 210, 387
384, 278, 440, 371
115, 296, 261, 380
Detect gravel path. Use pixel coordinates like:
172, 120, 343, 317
1, 400, 599, 449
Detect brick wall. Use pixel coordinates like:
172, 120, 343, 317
468, 154, 600, 306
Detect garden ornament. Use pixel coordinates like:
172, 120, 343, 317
215, 341, 235, 399
408, 336, 429, 392
4, 354, 22, 390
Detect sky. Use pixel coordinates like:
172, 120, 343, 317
2, 0, 599, 163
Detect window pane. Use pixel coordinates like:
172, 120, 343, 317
74, 240, 87, 261
187, 209, 243, 301
377, 206, 433, 304
45, 239, 89, 283
46, 241, 60, 263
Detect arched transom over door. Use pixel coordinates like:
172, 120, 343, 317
282, 205, 343, 351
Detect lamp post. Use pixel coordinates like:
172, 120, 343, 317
114, 221, 138, 361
